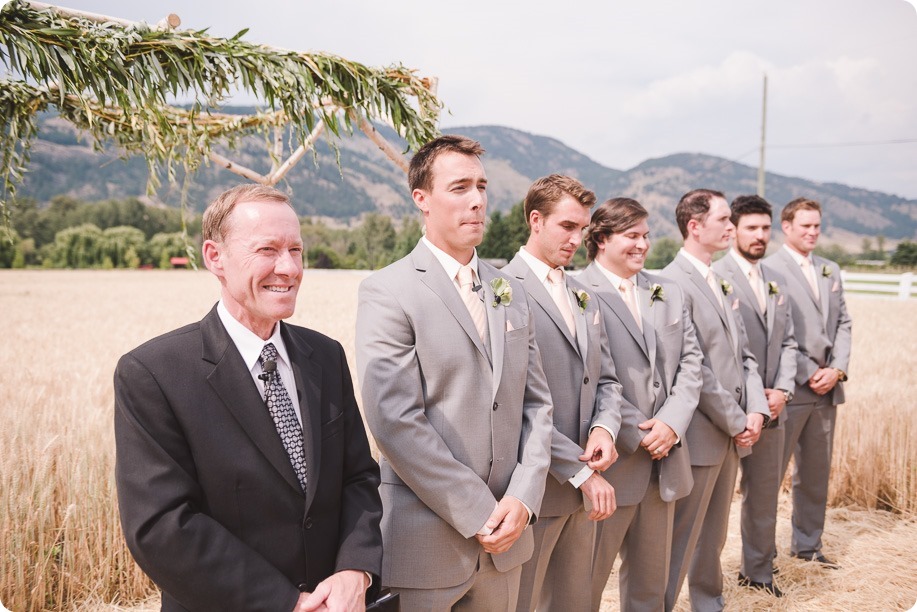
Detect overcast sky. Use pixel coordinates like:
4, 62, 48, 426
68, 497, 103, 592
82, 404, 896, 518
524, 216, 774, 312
30, 0, 917, 199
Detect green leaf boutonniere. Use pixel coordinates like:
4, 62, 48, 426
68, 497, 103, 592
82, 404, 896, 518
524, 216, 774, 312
490, 277, 513, 308
573, 289, 590, 313
721, 279, 734, 296
821, 264, 832, 278
650, 283, 665, 306
767, 281, 780, 296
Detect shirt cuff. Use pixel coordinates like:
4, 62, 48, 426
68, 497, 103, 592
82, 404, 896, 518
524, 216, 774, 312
589, 424, 616, 444
568, 465, 595, 489
476, 501, 500, 536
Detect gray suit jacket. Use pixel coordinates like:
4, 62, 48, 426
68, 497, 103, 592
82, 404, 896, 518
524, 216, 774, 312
356, 242, 554, 590
663, 253, 769, 466
763, 248, 852, 405
713, 255, 797, 406
502, 254, 623, 517
578, 265, 703, 504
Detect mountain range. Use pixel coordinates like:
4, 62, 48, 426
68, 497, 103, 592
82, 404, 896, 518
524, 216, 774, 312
18, 113, 917, 244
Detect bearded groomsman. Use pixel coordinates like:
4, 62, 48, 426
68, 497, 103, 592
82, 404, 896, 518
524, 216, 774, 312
502, 175, 622, 612
356, 135, 554, 610
763, 197, 852, 570
713, 195, 797, 597
662, 189, 770, 612
579, 197, 702, 612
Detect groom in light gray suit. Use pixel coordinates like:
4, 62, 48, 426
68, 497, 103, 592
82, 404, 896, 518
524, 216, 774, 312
356, 135, 554, 611
713, 195, 797, 597
663, 189, 770, 612
763, 197, 852, 570
580, 198, 703, 612
502, 175, 622, 612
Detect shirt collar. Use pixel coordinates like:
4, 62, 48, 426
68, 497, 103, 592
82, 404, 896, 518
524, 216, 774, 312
730, 248, 758, 276
679, 247, 714, 277
517, 246, 555, 285
783, 243, 813, 266
421, 236, 480, 282
217, 300, 291, 372
594, 259, 634, 293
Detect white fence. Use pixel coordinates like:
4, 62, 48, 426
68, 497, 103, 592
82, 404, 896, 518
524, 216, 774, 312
841, 271, 915, 300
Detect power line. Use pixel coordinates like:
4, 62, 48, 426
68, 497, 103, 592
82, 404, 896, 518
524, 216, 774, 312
768, 138, 917, 149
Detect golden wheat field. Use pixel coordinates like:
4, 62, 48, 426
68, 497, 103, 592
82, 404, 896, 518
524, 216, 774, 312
1, 269, 915, 611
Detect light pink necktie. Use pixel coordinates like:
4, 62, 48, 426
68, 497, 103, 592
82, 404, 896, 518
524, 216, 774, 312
457, 265, 487, 342
801, 257, 820, 300
620, 278, 643, 332
548, 268, 576, 337
706, 270, 724, 310
749, 265, 767, 312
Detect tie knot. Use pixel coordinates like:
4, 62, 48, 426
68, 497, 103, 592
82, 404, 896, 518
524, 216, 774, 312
260, 342, 279, 363
800, 257, 811, 269
620, 278, 634, 292
548, 268, 565, 286
457, 265, 476, 288
749, 265, 760, 280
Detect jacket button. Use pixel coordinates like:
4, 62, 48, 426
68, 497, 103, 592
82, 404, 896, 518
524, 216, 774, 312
653, 381, 661, 388
493, 402, 499, 411
583, 377, 590, 385
297, 583, 308, 592
304, 517, 313, 529
735, 387, 742, 394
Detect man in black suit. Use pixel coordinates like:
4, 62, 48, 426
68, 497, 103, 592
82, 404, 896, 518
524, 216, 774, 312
115, 184, 382, 611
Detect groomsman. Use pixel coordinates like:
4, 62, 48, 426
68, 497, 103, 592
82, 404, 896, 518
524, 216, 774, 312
662, 189, 769, 612
580, 198, 703, 612
356, 135, 555, 610
713, 195, 797, 597
763, 197, 852, 569
502, 175, 622, 612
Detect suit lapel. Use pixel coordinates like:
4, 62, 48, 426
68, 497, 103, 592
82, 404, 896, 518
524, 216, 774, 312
761, 267, 777, 339
636, 273, 658, 370
676, 254, 731, 330
282, 324, 322, 512
815, 258, 832, 326
479, 264, 506, 400
524, 269, 580, 354
584, 264, 649, 358
413, 244, 490, 362
573, 295, 588, 364
725, 256, 766, 326
201, 309, 304, 497
779, 248, 821, 310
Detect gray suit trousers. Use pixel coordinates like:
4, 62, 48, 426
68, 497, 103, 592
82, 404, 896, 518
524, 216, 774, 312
739, 422, 785, 582
666, 448, 739, 612
517, 510, 595, 612
592, 468, 675, 612
393, 551, 522, 612
780, 399, 837, 556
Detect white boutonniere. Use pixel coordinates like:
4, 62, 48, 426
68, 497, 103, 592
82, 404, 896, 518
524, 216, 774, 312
490, 277, 513, 308
721, 280, 733, 296
573, 288, 590, 313
650, 283, 665, 306
767, 281, 779, 296
821, 264, 832, 278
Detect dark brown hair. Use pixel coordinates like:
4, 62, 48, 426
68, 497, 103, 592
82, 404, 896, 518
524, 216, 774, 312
730, 194, 773, 226
675, 188, 726, 239
523, 174, 596, 227
584, 197, 648, 261
781, 197, 822, 223
408, 135, 485, 192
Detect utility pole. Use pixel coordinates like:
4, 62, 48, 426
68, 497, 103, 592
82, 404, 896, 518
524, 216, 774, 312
757, 73, 768, 197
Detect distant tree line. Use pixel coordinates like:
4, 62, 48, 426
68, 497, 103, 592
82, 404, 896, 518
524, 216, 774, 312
2, 196, 915, 270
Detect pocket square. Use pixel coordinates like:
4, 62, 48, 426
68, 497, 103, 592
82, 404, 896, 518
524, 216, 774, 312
732, 298, 740, 310
832, 281, 840, 292
506, 320, 515, 332
593, 310, 601, 325
778, 294, 785, 306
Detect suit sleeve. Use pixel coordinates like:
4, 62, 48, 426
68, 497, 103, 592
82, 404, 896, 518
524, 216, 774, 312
774, 304, 798, 393
331, 342, 384, 590
828, 264, 853, 373
114, 354, 301, 612
356, 276, 498, 538
503, 291, 555, 518
734, 306, 769, 418
654, 297, 703, 439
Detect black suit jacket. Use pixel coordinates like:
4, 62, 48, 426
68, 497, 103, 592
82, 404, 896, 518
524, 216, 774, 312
115, 305, 382, 611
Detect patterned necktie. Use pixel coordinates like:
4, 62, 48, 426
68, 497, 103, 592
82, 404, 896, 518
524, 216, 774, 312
548, 268, 576, 336
260, 343, 307, 492
706, 270, 724, 310
620, 278, 643, 332
457, 265, 487, 342
801, 257, 820, 300
749, 265, 767, 313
